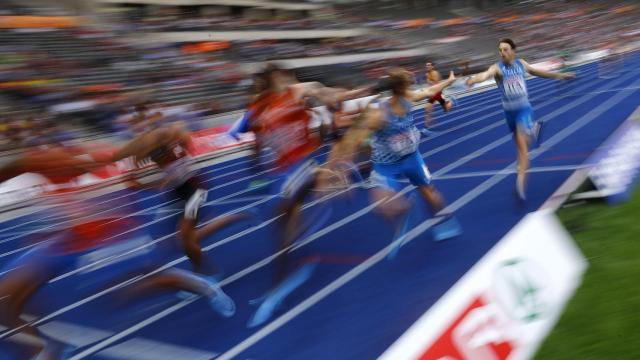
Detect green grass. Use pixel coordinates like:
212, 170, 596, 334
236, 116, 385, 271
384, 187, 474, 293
534, 188, 640, 360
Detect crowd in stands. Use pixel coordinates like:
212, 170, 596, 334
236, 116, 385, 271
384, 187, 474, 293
123, 11, 349, 32
1, 1, 639, 152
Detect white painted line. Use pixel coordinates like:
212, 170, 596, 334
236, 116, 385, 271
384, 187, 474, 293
96, 338, 217, 360
68, 297, 199, 360
216, 72, 640, 360
0, 72, 582, 241
0, 62, 617, 347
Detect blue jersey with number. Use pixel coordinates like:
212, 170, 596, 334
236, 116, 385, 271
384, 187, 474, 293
496, 59, 530, 111
371, 98, 421, 164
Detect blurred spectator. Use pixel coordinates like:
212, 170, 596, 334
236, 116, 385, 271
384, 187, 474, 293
0, 0, 638, 147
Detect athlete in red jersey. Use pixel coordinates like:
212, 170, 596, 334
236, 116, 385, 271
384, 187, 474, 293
247, 64, 374, 327
0, 144, 236, 359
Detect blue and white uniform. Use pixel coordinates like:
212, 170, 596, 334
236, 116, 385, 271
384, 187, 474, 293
370, 98, 431, 190
495, 59, 535, 136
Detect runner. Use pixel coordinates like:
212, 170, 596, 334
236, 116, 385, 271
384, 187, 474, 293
245, 63, 373, 328
0, 146, 235, 360
111, 123, 252, 276
329, 67, 463, 246
466, 38, 575, 200
424, 61, 455, 128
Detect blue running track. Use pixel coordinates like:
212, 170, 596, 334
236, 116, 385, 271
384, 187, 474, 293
1, 55, 640, 360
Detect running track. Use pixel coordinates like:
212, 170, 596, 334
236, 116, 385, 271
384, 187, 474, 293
1, 55, 639, 360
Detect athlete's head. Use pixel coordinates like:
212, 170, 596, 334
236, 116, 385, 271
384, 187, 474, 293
251, 71, 268, 96
263, 62, 295, 93
498, 38, 517, 63
387, 67, 414, 97
426, 62, 435, 72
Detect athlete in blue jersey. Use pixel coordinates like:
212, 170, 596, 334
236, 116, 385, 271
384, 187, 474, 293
466, 38, 574, 200
327, 67, 463, 243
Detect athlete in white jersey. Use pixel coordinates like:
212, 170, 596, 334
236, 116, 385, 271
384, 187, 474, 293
466, 38, 574, 200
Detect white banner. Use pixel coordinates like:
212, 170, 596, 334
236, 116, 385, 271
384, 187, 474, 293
381, 210, 587, 360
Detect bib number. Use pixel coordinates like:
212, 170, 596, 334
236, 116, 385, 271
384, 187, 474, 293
389, 129, 419, 155
505, 77, 527, 98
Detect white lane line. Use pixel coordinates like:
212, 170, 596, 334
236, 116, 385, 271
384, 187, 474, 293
0, 73, 580, 242
0, 63, 618, 347
215, 71, 640, 360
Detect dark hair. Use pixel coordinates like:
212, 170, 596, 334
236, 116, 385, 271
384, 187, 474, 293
251, 71, 268, 95
499, 38, 517, 50
261, 62, 294, 89
262, 62, 284, 76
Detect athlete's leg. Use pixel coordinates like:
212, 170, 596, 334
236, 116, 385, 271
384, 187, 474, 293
273, 172, 317, 286
0, 267, 44, 341
176, 183, 208, 273
416, 184, 445, 214
0, 245, 77, 358
247, 167, 321, 328
403, 151, 461, 240
369, 166, 410, 219
117, 268, 235, 318
176, 181, 251, 274
442, 98, 454, 112
515, 129, 530, 199
514, 107, 535, 200
424, 102, 434, 127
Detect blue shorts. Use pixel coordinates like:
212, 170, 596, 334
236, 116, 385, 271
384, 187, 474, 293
505, 106, 535, 136
1, 230, 158, 289
2, 231, 86, 284
371, 151, 432, 191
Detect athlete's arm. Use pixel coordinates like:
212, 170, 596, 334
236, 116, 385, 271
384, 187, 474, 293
329, 105, 383, 163
334, 108, 364, 129
521, 59, 575, 80
466, 64, 500, 86
339, 86, 374, 102
296, 82, 372, 107
111, 130, 159, 162
167, 123, 195, 155
410, 71, 456, 102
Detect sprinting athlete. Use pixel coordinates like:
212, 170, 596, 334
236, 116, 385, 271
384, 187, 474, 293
245, 63, 373, 328
424, 61, 455, 127
0, 146, 235, 360
228, 71, 270, 181
466, 38, 574, 200
329, 67, 463, 245
111, 123, 251, 275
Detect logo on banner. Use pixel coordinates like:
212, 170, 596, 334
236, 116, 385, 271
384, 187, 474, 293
420, 257, 550, 360
420, 297, 516, 360
493, 258, 550, 323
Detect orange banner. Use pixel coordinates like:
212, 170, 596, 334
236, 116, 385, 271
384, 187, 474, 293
400, 18, 434, 28
440, 17, 470, 26
614, 5, 637, 14
495, 15, 519, 24
0, 16, 82, 29
81, 84, 123, 92
181, 41, 231, 54
526, 13, 551, 22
